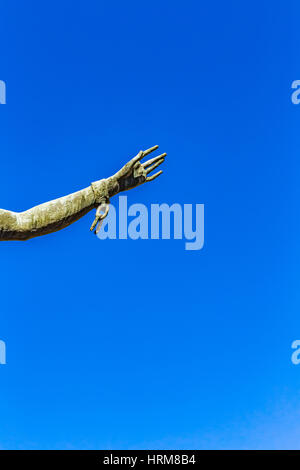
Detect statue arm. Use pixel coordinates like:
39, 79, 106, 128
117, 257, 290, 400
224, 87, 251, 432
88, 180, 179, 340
0, 146, 166, 241
0, 183, 102, 241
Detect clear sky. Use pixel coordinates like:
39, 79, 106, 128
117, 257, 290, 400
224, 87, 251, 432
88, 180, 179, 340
0, 0, 299, 450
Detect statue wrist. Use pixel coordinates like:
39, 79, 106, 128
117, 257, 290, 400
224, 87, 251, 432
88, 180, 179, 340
90, 179, 109, 205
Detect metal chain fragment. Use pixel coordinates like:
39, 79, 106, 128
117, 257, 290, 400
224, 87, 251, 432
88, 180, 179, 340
90, 200, 110, 234
90, 179, 110, 234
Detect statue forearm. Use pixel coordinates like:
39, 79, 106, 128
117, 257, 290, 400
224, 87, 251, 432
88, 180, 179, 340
0, 179, 108, 241
0, 146, 166, 241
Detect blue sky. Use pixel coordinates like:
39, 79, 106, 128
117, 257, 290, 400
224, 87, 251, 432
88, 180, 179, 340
0, 0, 299, 450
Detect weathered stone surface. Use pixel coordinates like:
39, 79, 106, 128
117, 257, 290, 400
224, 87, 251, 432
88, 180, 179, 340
0, 146, 166, 241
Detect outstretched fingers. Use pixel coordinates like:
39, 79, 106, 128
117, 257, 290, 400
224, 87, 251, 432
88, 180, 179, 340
131, 145, 159, 167
114, 145, 167, 183
143, 152, 167, 169
145, 157, 165, 175
143, 145, 159, 157
146, 170, 163, 182
116, 145, 159, 178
